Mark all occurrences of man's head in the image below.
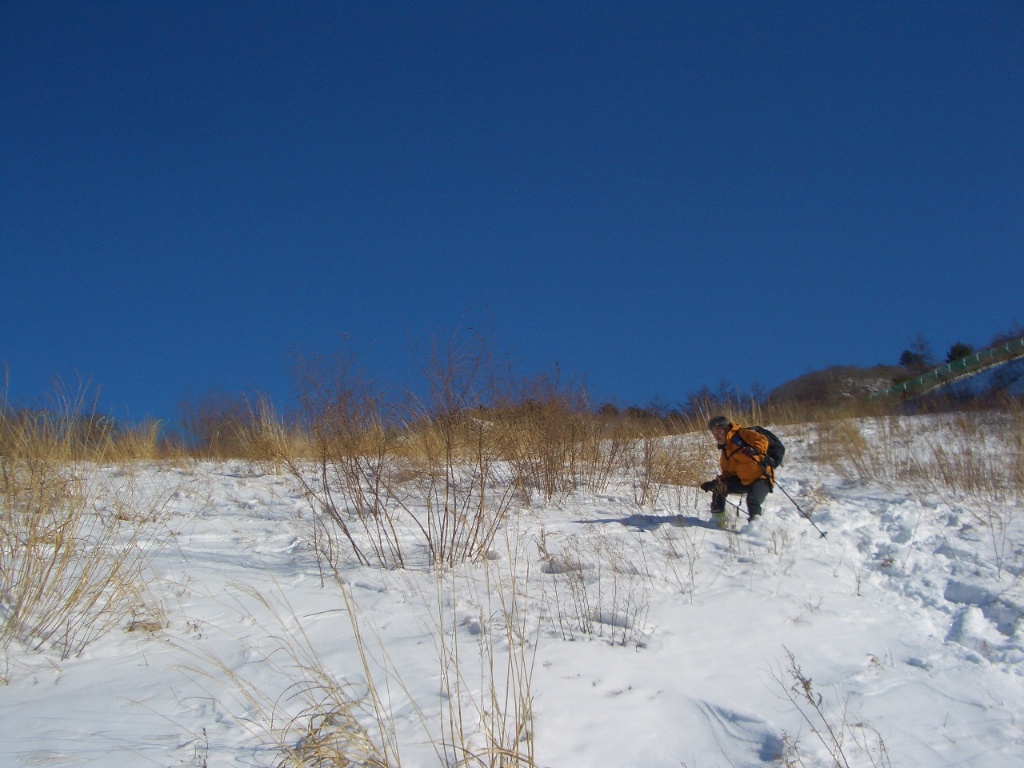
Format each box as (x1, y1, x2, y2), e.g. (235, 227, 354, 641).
(707, 415, 731, 443)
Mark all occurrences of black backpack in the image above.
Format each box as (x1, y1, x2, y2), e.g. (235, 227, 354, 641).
(751, 426, 786, 468)
(732, 426, 786, 468)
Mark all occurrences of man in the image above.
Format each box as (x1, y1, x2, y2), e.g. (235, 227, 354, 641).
(700, 415, 775, 528)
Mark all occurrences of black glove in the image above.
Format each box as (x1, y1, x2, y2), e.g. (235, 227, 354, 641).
(761, 456, 777, 469)
(700, 480, 716, 492)
(741, 446, 757, 458)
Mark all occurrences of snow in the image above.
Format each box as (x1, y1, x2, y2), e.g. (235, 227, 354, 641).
(2, 416, 1023, 767)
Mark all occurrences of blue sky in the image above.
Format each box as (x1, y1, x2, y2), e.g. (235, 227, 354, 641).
(2, 2, 1022, 422)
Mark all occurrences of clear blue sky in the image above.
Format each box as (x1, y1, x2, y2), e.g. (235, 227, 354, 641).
(3, 2, 1022, 422)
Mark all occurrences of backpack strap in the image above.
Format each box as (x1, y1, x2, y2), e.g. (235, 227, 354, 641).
(729, 432, 774, 484)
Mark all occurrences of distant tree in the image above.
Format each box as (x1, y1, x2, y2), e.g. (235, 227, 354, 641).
(899, 334, 933, 373)
(946, 342, 974, 363)
(624, 405, 654, 421)
(898, 349, 926, 368)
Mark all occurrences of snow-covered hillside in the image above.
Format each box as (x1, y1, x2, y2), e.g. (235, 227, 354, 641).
(1, 416, 1022, 767)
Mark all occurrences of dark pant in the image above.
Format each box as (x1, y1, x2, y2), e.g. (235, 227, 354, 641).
(711, 476, 771, 519)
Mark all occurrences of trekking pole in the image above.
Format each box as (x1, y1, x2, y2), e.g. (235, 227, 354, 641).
(745, 447, 828, 539)
(730, 432, 828, 538)
(722, 497, 746, 519)
(772, 478, 827, 539)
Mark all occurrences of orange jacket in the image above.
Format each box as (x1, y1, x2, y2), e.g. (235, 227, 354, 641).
(718, 424, 775, 486)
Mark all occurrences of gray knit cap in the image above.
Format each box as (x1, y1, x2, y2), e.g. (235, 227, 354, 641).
(707, 415, 730, 431)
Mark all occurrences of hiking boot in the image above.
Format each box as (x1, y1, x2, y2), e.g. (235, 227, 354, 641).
(711, 511, 729, 530)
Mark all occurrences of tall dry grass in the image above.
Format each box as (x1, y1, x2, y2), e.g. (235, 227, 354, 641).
(0, 385, 164, 463)
(810, 408, 1024, 500)
(486, 371, 632, 503)
(0, 387, 167, 671)
(177, 389, 310, 465)
(426, 527, 539, 767)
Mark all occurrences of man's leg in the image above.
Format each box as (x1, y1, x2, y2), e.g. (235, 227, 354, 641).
(744, 479, 771, 520)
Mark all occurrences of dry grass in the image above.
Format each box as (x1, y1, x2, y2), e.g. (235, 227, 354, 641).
(0, 391, 163, 463)
(177, 535, 539, 768)
(177, 583, 394, 768)
(283, 377, 521, 570)
(773, 648, 891, 768)
(6, 360, 1021, 765)
(650, 435, 715, 489)
(535, 528, 652, 648)
(0, 455, 165, 669)
(810, 409, 1024, 501)
(806, 407, 1023, 578)
(0, 382, 171, 674)
(427, 527, 539, 767)
(489, 395, 613, 503)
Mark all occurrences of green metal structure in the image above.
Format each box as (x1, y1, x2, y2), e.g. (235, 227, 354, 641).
(872, 337, 1024, 400)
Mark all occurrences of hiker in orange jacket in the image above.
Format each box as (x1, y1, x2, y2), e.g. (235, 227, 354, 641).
(699, 415, 775, 526)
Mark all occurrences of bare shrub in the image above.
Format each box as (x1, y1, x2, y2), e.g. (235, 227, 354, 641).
(287, 335, 520, 571)
(772, 648, 891, 768)
(286, 351, 407, 568)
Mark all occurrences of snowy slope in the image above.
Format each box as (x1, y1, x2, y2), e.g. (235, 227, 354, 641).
(0, 417, 1022, 767)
